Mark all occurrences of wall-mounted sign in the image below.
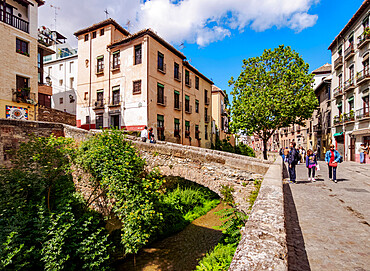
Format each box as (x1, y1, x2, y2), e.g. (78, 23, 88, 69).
(6, 106, 28, 120)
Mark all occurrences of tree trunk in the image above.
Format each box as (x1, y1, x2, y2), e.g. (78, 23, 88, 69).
(263, 138, 268, 160)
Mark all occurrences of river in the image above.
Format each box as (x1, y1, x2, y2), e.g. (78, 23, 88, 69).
(118, 203, 226, 271)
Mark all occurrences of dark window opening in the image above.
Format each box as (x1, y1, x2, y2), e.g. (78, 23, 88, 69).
(92, 31, 97, 39)
(112, 51, 120, 70)
(185, 95, 190, 113)
(112, 87, 120, 105)
(135, 44, 142, 65)
(133, 80, 141, 94)
(195, 76, 199, 90)
(185, 121, 190, 138)
(16, 38, 29, 56)
(174, 118, 180, 137)
(157, 115, 165, 141)
(158, 52, 165, 72)
(174, 90, 180, 109)
(96, 114, 103, 129)
(174, 62, 180, 80)
(84, 34, 89, 41)
(100, 28, 104, 36)
(157, 83, 165, 105)
(195, 100, 199, 113)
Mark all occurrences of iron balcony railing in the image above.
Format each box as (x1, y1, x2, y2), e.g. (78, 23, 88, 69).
(358, 31, 370, 49)
(333, 86, 344, 97)
(344, 78, 355, 91)
(92, 99, 105, 109)
(356, 69, 370, 85)
(343, 112, 355, 123)
(0, 11, 29, 33)
(356, 108, 370, 120)
(344, 44, 355, 60)
(333, 115, 343, 125)
(334, 56, 343, 70)
(12, 88, 36, 104)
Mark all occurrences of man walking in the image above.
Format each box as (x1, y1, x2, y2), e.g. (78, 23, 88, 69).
(141, 126, 148, 142)
(288, 141, 298, 184)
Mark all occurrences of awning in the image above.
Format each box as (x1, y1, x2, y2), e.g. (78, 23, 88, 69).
(337, 103, 342, 107)
(351, 128, 370, 136)
(157, 83, 164, 88)
(97, 55, 104, 60)
(333, 132, 343, 137)
(185, 95, 190, 101)
(157, 115, 164, 121)
(347, 96, 354, 102)
(174, 118, 180, 124)
(174, 90, 180, 95)
(112, 50, 120, 55)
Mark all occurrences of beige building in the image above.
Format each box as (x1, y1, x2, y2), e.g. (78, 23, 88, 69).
(74, 19, 213, 148)
(328, 0, 370, 162)
(0, 0, 45, 120)
(211, 86, 229, 140)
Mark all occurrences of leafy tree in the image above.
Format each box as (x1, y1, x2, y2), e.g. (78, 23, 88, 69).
(229, 45, 318, 159)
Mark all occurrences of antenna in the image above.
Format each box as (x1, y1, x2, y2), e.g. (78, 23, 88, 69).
(126, 20, 131, 32)
(50, 5, 60, 31)
(179, 42, 185, 49)
(104, 9, 109, 19)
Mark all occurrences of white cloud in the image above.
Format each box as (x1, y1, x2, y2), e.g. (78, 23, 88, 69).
(38, 0, 319, 47)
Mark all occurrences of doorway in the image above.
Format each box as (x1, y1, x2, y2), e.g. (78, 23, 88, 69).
(110, 114, 120, 129)
(350, 137, 356, 162)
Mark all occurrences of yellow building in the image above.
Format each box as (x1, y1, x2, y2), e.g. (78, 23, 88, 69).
(0, 0, 45, 120)
(74, 19, 213, 148)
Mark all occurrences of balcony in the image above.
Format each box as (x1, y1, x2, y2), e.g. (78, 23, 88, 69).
(157, 96, 167, 106)
(343, 112, 355, 123)
(0, 11, 29, 33)
(344, 44, 355, 61)
(109, 96, 121, 107)
(334, 56, 343, 70)
(158, 63, 166, 74)
(357, 69, 370, 85)
(174, 71, 181, 82)
(205, 114, 210, 123)
(358, 32, 370, 49)
(333, 86, 344, 97)
(93, 99, 105, 109)
(344, 78, 355, 92)
(38, 83, 52, 96)
(356, 108, 370, 120)
(333, 115, 343, 126)
(12, 88, 36, 104)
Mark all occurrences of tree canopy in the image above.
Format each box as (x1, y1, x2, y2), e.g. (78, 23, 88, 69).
(229, 45, 318, 159)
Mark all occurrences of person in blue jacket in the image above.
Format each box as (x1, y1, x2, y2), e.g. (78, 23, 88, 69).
(288, 141, 298, 184)
(325, 144, 341, 183)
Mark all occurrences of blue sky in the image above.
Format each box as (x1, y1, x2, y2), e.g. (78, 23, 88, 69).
(39, 0, 364, 98)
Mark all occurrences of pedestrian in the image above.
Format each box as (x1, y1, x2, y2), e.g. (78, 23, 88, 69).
(284, 147, 289, 163)
(325, 144, 342, 183)
(279, 148, 284, 161)
(288, 141, 298, 184)
(141, 126, 148, 142)
(306, 149, 317, 182)
(149, 128, 155, 143)
(359, 143, 366, 164)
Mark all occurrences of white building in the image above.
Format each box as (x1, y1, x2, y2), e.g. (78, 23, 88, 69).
(40, 27, 77, 115)
(328, 0, 370, 163)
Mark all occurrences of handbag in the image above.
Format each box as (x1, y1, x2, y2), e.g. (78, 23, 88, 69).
(316, 164, 320, 171)
(329, 161, 338, 167)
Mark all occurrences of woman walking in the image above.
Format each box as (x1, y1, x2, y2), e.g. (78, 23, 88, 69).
(306, 149, 317, 182)
(325, 144, 342, 183)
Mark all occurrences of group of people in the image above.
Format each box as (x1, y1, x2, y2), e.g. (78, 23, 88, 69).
(281, 142, 342, 183)
(358, 143, 369, 164)
(140, 126, 156, 143)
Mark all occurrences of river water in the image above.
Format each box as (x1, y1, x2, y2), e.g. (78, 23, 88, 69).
(118, 203, 226, 271)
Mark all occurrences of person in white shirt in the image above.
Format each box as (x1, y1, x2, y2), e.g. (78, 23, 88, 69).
(141, 126, 148, 142)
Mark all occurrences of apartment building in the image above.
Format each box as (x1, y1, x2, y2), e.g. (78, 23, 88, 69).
(74, 19, 213, 148)
(0, 0, 46, 120)
(211, 86, 229, 140)
(329, 0, 370, 162)
(40, 27, 78, 114)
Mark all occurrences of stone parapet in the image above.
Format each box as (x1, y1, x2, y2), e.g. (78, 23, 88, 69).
(229, 156, 287, 271)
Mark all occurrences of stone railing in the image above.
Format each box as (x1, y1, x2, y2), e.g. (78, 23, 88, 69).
(229, 156, 287, 270)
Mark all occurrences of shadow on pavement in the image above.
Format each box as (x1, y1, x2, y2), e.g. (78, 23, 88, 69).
(283, 182, 311, 271)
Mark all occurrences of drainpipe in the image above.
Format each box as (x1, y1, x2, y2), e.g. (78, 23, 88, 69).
(181, 64, 184, 145)
(147, 36, 150, 130)
(107, 46, 111, 129)
(88, 32, 92, 130)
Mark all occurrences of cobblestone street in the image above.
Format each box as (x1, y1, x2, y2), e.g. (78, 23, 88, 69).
(284, 161, 370, 271)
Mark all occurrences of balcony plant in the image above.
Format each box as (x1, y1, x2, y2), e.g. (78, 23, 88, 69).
(16, 49, 29, 57)
(350, 110, 355, 120)
(339, 114, 343, 122)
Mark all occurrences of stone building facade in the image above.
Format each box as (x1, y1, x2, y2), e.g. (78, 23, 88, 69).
(328, 0, 370, 162)
(74, 19, 213, 148)
(0, 0, 44, 121)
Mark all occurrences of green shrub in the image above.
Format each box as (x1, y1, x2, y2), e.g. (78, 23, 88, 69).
(213, 138, 255, 157)
(195, 243, 237, 271)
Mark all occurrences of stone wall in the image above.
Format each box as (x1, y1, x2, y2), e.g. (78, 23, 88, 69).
(229, 156, 288, 270)
(38, 106, 76, 126)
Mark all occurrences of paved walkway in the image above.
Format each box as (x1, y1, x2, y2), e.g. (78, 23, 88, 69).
(284, 161, 370, 271)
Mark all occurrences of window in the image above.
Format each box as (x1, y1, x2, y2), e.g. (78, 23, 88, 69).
(349, 65, 354, 83)
(174, 90, 180, 109)
(363, 58, 369, 75)
(185, 121, 190, 138)
(86, 116, 90, 124)
(96, 114, 103, 129)
(134, 44, 142, 65)
(97, 90, 104, 107)
(174, 118, 180, 137)
(185, 70, 190, 86)
(15, 75, 29, 102)
(59, 97, 63, 104)
(59, 64, 63, 71)
(16, 38, 29, 56)
(185, 95, 190, 113)
(338, 45, 342, 56)
(363, 96, 369, 115)
(133, 80, 141, 94)
(195, 125, 200, 139)
(195, 100, 199, 113)
(97, 56, 104, 73)
(205, 107, 209, 122)
(195, 76, 199, 90)
(363, 16, 369, 28)
(100, 28, 105, 36)
(48, 67, 52, 75)
(69, 62, 74, 73)
(59, 79, 63, 86)
(338, 74, 343, 88)
(174, 62, 180, 80)
(205, 125, 208, 140)
(157, 115, 165, 141)
(204, 89, 209, 105)
(112, 51, 120, 70)
(158, 52, 165, 72)
(157, 83, 165, 105)
(92, 31, 97, 39)
(348, 96, 354, 112)
(38, 93, 51, 108)
(70, 77, 74, 89)
(112, 86, 120, 105)
(84, 34, 89, 41)
(348, 34, 354, 46)
(84, 92, 88, 100)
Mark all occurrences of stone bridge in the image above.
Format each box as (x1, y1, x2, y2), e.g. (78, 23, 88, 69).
(0, 119, 288, 270)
